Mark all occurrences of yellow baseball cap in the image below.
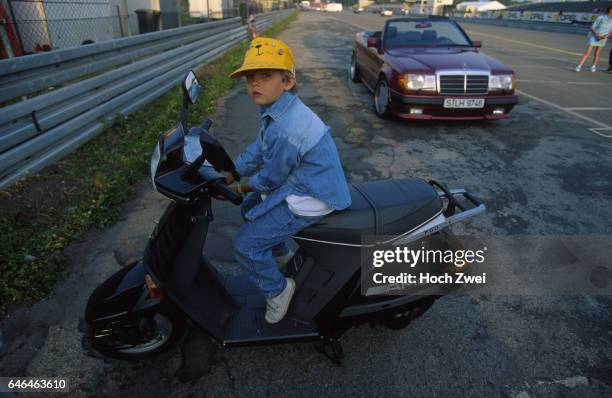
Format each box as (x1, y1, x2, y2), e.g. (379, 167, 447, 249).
(229, 37, 295, 79)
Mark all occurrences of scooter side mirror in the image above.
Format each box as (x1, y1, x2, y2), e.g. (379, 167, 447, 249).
(182, 70, 201, 105)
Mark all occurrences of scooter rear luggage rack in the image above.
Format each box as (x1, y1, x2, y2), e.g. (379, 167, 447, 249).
(386, 183, 486, 248)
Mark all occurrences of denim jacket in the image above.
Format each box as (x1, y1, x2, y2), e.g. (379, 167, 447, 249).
(591, 15, 612, 37)
(234, 91, 352, 221)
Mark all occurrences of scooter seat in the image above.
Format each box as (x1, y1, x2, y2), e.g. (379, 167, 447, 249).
(294, 178, 443, 245)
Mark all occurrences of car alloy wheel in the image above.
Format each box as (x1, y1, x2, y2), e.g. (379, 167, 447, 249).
(374, 78, 391, 118)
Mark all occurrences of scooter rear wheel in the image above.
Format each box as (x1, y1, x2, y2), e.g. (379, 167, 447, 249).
(86, 306, 187, 360)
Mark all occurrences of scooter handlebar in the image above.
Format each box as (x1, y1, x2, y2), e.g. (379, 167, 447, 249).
(213, 180, 243, 205)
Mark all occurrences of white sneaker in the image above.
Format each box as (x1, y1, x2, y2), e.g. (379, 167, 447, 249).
(274, 249, 295, 272)
(265, 278, 295, 324)
(591, 65, 597, 73)
(575, 65, 582, 72)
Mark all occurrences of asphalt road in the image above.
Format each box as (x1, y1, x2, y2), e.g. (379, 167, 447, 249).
(1, 10, 611, 398)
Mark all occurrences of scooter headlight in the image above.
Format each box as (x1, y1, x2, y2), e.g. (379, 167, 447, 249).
(150, 142, 161, 191)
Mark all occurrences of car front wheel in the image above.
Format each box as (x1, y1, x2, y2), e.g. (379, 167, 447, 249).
(374, 78, 391, 118)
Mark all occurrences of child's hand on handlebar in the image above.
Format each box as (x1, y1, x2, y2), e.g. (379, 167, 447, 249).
(224, 173, 236, 185)
(213, 179, 242, 201)
(213, 184, 241, 201)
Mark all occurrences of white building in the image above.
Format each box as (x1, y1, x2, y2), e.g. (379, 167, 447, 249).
(456, 1, 506, 14)
(358, 0, 374, 8)
(410, 0, 455, 16)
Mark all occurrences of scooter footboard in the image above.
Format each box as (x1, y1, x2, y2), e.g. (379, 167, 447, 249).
(165, 256, 241, 341)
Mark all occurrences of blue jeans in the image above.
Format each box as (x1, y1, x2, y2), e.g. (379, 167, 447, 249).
(234, 192, 325, 298)
(239, 193, 291, 258)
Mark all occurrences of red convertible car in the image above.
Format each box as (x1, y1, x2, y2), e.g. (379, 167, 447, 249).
(350, 16, 518, 120)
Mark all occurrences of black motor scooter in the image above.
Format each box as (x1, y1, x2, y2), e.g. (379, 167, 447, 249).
(84, 71, 486, 363)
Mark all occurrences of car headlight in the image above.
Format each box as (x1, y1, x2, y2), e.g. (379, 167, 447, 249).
(489, 74, 514, 91)
(399, 74, 436, 91)
(150, 142, 161, 191)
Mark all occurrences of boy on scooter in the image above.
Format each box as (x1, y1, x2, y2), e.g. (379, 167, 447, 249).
(223, 37, 351, 324)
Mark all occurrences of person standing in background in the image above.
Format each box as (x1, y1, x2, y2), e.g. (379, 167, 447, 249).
(575, 5, 612, 72)
(247, 15, 258, 39)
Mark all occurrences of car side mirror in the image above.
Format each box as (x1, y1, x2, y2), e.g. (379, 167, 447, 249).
(472, 40, 482, 48)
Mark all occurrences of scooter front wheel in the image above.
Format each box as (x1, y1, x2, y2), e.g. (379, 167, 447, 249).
(86, 305, 187, 360)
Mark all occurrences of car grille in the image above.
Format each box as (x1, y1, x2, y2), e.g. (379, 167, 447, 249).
(439, 74, 489, 95)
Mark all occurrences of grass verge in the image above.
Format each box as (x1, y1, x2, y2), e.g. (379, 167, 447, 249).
(0, 11, 299, 315)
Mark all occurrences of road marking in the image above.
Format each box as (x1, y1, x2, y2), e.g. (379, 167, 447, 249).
(332, 17, 370, 32)
(517, 89, 612, 138)
(566, 107, 612, 111)
(517, 80, 612, 86)
(589, 128, 612, 138)
(487, 54, 576, 63)
(507, 65, 561, 69)
(508, 55, 577, 61)
(463, 29, 583, 57)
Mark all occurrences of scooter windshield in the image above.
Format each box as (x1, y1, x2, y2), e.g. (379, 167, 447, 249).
(150, 143, 161, 190)
(183, 128, 213, 167)
(163, 123, 185, 157)
(150, 124, 186, 190)
(183, 129, 201, 164)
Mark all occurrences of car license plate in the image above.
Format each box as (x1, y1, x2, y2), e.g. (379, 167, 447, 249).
(443, 98, 485, 108)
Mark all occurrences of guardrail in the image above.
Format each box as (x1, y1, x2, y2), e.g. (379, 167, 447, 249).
(452, 16, 591, 36)
(0, 10, 293, 190)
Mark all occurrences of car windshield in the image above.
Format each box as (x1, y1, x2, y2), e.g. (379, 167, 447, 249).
(385, 20, 472, 48)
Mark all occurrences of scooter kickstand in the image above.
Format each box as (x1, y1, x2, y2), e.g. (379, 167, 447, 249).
(315, 339, 344, 365)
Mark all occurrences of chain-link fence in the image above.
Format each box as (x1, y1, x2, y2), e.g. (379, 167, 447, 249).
(0, 0, 294, 56)
(181, 0, 292, 26)
(181, 0, 252, 26)
(181, 6, 240, 26)
(1, 0, 131, 53)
